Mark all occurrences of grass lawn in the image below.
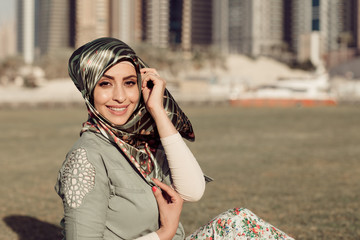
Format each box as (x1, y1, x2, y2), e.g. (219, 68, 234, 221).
(0, 105, 359, 239)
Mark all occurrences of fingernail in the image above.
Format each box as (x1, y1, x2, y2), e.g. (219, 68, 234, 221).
(152, 186, 157, 192)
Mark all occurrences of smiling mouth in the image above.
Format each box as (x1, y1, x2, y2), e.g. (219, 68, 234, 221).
(108, 106, 127, 111)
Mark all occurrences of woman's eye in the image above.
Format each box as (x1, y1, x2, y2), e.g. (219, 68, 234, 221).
(99, 81, 111, 87)
(125, 80, 136, 87)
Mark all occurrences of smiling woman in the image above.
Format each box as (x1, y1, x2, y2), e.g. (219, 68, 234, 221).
(54, 37, 295, 240)
(55, 37, 204, 240)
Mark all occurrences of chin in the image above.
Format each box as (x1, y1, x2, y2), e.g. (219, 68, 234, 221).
(107, 117, 128, 126)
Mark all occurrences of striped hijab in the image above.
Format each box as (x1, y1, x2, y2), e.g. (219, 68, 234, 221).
(68, 37, 194, 184)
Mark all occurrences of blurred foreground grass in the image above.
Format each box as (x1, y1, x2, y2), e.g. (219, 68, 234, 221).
(0, 105, 359, 239)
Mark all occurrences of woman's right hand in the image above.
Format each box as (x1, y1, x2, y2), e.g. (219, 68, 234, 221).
(152, 178, 184, 240)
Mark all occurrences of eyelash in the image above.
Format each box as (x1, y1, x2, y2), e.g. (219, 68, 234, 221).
(98, 80, 136, 87)
(125, 80, 136, 86)
(99, 81, 110, 87)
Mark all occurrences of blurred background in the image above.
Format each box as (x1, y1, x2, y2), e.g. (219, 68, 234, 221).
(0, 0, 360, 104)
(0, 0, 360, 239)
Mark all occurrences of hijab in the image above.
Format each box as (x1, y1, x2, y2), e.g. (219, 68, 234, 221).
(68, 37, 195, 185)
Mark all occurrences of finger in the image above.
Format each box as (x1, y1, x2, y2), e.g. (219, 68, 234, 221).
(152, 178, 173, 192)
(152, 185, 173, 204)
(141, 68, 160, 76)
(152, 179, 181, 203)
(141, 73, 152, 88)
(152, 185, 167, 206)
(141, 74, 157, 89)
(141, 74, 165, 89)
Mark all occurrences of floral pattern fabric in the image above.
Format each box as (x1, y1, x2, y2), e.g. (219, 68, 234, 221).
(186, 208, 295, 240)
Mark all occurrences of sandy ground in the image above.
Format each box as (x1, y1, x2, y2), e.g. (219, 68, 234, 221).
(0, 79, 83, 107)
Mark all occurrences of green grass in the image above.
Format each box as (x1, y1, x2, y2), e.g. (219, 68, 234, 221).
(1, 105, 359, 239)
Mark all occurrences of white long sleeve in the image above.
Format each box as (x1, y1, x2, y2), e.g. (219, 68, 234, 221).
(160, 132, 205, 202)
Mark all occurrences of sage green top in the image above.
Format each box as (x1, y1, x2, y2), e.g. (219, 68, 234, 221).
(55, 131, 185, 240)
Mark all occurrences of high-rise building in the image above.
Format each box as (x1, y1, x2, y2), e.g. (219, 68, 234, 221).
(182, 0, 213, 51)
(251, 0, 284, 56)
(75, 0, 111, 48)
(320, 0, 343, 53)
(0, 20, 16, 61)
(110, 0, 142, 44)
(212, 0, 229, 53)
(339, 0, 360, 50)
(37, 0, 71, 55)
(169, 0, 183, 46)
(227, 0, 251, 54)
(213, 0, 283, 56)
(354, 0, 360, 51)
(17, 0, 35, 64)
(289, 0, 359, 67)
(289, 0, 315, 63)
(143, 0, 169, 48)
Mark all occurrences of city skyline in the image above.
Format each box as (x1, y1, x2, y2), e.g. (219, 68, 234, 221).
(2, 0, 360, 70)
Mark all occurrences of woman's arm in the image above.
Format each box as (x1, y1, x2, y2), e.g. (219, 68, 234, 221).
(140, 68, 177, 138)
(160, 133, 205, 201)
(141, 68, 205, 201)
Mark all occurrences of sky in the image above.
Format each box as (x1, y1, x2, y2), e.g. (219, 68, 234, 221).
(0, 0, 15, 26)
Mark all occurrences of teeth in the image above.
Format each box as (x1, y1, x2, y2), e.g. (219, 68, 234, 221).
(109, 107, 126, 111)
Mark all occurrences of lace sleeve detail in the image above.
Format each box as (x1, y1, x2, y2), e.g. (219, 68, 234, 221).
(60, 148, 96, 208)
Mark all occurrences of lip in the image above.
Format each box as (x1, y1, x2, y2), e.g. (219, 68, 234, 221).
(106, 105, 129, 116)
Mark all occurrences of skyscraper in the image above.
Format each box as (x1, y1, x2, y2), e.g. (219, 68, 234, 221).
(110, 0, 142, 44)
(37, 0, 70, 55)
(182, 0, 213, 51)
(17, 0, 35, 64)
(213, 0, 283, 56)
(143, 0, 169, 48)
(0, 20, 16, 61)
(74, 0, 110, 48)
(212, 0, 229, 53)
(169, 0, 183, 46)
(289, 0, 358, 67)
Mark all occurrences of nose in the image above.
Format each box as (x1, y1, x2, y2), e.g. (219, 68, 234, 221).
(112, 85, 126, 103)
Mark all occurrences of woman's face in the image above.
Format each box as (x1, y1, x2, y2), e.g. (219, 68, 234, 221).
(93, 62, 139, 125)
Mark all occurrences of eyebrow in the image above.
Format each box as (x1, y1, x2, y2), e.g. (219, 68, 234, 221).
(102, 74, 137, 80)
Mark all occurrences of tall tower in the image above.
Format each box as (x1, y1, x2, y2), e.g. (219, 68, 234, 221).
(17, 0, 35, 64)
(227, 0, 252, 54)
(110, 0, 142, 44)
(250, 0, 284, 56)
(169, 0, 183, 47)
(338, 0, 360, 50)
(212, 0, 229, 53)
(37, 0, 70, 55)
(143, 0, 169, 48)
(0, 20, 16, 61)
(182, 0, 213, 51)
(290, 0, 354, 67)
(75, 0, 111, 47)
(355, 0, 360, 51)
(213, 0, 283, 56)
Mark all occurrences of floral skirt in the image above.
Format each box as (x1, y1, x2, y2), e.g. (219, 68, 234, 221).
(186, 208, 295, 240)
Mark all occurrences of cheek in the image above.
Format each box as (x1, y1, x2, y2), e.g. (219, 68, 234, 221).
(128, 88, 140, 103)
(93, 88, 110, 107)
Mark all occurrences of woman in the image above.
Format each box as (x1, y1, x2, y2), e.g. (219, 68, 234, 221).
(55, 37, 294, 240)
